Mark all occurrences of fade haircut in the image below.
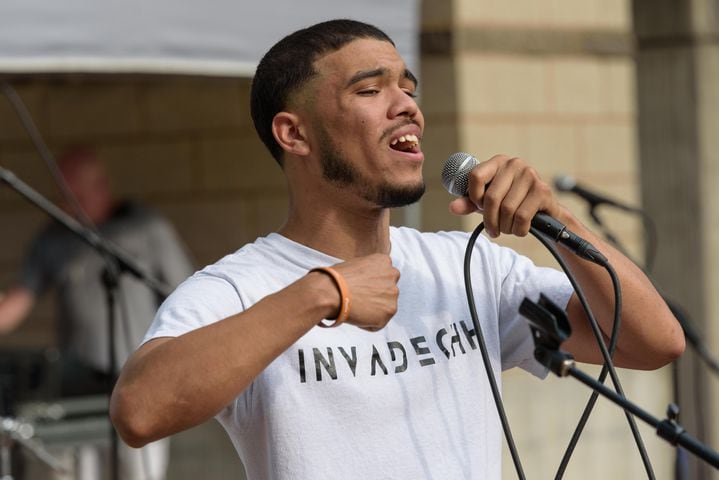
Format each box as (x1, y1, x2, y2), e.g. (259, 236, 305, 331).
(250, 19, 394, 166)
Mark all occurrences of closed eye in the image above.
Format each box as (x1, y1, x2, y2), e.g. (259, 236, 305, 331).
(358, 89, 380, 96)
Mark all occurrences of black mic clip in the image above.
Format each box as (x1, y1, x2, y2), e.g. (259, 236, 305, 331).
(519, 293, 575, 377)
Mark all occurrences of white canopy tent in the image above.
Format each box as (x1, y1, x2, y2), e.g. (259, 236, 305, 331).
(0, 0, 424, 229)
(0, 0, 420, 77)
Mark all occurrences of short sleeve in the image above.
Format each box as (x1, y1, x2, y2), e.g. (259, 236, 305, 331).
(142, 271, 245, 344)
(486, 240, 574, 377)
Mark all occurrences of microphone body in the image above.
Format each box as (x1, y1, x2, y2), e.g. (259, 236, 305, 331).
(441, 153, 607, 265)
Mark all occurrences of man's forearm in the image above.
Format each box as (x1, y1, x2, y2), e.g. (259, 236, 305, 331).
(555, 207, 685, 369)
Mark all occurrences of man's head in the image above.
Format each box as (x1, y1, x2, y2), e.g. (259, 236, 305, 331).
(251, 19, 425, 209)
(251, 19, 394, 166)
(58, 147, 114, 223)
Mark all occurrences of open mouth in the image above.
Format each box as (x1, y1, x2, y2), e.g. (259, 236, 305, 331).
(389, 134, 420, 154)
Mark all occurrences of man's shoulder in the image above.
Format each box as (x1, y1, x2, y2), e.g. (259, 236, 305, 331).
(195, 234, 292, 281)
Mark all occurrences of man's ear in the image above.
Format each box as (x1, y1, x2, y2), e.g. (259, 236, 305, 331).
(272, 112, 310, 157)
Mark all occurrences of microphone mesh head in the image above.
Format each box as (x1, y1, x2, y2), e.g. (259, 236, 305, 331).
(441, 152, 479, 196)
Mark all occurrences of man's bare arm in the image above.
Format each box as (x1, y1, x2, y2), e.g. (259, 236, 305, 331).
(554, 209, 684, 369)
(110, 254, 399, 447)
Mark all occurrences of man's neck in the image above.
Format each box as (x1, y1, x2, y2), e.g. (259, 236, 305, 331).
(279, 201, 391, 260)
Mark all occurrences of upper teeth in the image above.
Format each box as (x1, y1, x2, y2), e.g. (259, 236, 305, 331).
(391, 134, 419, 146)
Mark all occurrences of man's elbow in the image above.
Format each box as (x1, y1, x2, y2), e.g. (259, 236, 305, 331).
(658, 313, 688, 366)
(109, 386, 158, 448)
(637, 329, 686, 370)
(664, 330, 686, 365)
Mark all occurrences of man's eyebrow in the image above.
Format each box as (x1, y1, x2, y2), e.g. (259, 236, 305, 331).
(346, 68, 388, 87)
(345, 67, 419, 88)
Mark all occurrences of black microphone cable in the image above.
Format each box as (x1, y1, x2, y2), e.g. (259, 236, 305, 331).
(461, 222, 655, 479)
(530, 232, 655, 479)
(444, 154, 654, 478)
(461, 222, 525, 479)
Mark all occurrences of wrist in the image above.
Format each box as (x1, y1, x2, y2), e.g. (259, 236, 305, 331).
(555, 204, 584, 231)
(304, 271, 342, 321)
(308, 267, 350, 328)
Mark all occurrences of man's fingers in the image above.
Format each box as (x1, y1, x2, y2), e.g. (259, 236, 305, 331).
(473, 157, 517, 237)
(448, 197, 479, 215)
(512, 181, 553, 236)
(496, 166, 539, 235)
(330, 254, 400, 331)
(447, 154, 559, 239)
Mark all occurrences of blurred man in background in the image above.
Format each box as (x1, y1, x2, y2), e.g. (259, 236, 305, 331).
(0, 147, 195, 479)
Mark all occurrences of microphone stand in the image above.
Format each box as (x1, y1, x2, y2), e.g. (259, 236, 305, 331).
(566, 189, 719, 478)
(0, 167, 172, 480)
(520, 295, 719, 471)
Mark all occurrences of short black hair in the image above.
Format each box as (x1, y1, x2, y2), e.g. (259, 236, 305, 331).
(250, 19, 394, 166)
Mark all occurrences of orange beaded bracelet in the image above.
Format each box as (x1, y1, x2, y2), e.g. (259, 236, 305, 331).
(310, 266, 351, 328)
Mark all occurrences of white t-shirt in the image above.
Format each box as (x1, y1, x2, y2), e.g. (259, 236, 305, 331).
(145, 227, 574, 479)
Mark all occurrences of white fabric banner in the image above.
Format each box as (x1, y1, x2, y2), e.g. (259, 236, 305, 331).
(0, 0, 419, 77)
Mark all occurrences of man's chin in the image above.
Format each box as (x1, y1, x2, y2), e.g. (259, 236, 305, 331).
(375, 182, 426, 209)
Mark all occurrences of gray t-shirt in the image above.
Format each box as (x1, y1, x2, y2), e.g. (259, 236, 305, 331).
(145, 227, 574, 480)
(20, 201, 194, 372)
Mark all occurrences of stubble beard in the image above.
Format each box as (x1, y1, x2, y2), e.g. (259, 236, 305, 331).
(318, 128, 425, 209)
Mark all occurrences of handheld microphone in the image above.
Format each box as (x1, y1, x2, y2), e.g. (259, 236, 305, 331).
(554, 175, 633, 211)
(442, 152, 607, 265)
